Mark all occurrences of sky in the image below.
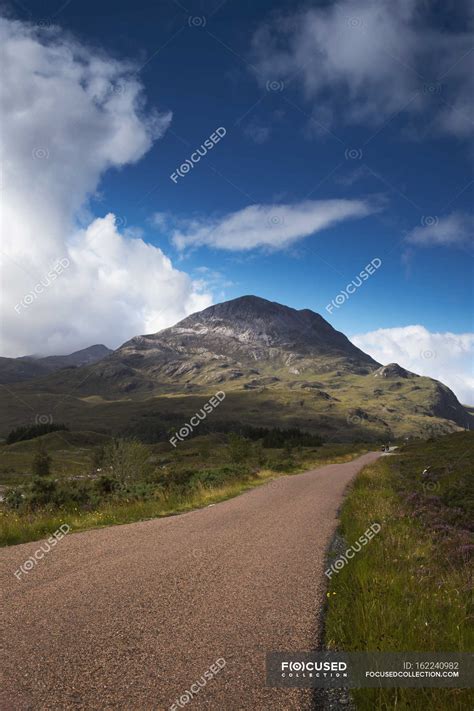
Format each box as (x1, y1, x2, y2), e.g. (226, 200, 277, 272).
(0, 0, 473, 402)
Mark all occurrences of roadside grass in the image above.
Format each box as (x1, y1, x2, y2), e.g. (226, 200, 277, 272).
(325, 432, 474, 711)
(0, 444, 368, 547)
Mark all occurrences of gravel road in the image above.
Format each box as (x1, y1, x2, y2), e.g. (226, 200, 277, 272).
(0, 452, 380, 711)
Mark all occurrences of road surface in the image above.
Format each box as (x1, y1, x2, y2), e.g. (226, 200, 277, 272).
(0, 452, 380, 711)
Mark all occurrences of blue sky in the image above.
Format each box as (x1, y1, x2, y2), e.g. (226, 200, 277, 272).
(1, 0, 473, 400)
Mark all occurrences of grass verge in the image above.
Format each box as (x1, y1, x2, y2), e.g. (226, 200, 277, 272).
(325, 432, 473, 711)
(0, 446, 368, 547)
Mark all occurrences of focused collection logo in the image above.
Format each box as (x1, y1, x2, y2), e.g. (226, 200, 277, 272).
(281, 660, 348, 679)
(267, 652, 472, 688)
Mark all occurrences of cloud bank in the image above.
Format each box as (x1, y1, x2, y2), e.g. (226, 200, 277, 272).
(351, 326, 474, 405)
(0, 16, 211, 356)
(252, 0, 473, 138)
(169, 199, 374, 251)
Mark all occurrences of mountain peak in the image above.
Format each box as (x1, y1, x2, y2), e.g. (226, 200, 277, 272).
(187, 295, 295, 320)
(181, 294, 340, 326)
(177, 295, 357, 350)
(119, 294, 379, 378)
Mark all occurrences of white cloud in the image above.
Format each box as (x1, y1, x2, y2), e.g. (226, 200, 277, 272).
(251, 0, 474, 138)
(351, 326, 474, 405)
(243, 121, 271, 144)
(406, 212, 474, 247)
(0, 16, 212, 357)
(170, 199, 375, 251)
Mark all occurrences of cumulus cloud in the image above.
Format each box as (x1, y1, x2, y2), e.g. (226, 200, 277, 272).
(169, 199, 375, 251)
(251, 0, 474, 138)
(406, 212, 474, 247)
(351, 326, 474, 405)
(0, 16, 211, 356)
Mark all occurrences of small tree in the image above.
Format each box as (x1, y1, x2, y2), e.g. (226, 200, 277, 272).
(103, 438, 152, 483)
(33, 442, 51, 477)
(254, 440, 267, 467)
(91, 446, 105, 471)
(227, 434, 249, 465)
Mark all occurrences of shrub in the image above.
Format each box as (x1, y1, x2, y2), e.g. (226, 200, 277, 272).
(267, 447, 298, 472)
(119, 481, 157, 501)
(227, 434, 250, 464)
(254, 440, 268, 467)
(155, 468, 195, 491)
(189, 465, 247, 489)
(4, 488, 23, 509)
(29, 476, 58, 507)
(95, 474, 119, 495)
(32, 442, 51, 477)
(102, 438, 153, 482)
(54, 480, 96, 508)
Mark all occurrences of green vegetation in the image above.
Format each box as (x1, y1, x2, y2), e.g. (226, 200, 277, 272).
(0, 365, 466, 449)
(325, 431, 474, 711)
(0, 431, 368, 546)
(102, 438, 152, 482)
(239, 425, 323, 447)
(6, 422, 68, 444)
(32, 441, 52, 477)
(0, 430, 112, 485)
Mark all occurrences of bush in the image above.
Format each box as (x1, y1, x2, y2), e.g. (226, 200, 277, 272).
(254, 440, 268, 467)
(102, 438, 153, 482)
(4, 488, 23, 509)
(155, 468, 195, 491)
(189, 465, 247, 489)
(32, 442, 51, 477)
(55, 480, 96, 508)
(119, 481, 157, 501)
(95, 474, 119, 495)
(227, 434, 250, 464)
(271, 456, 297, 472)
(29, 476, 58, 507)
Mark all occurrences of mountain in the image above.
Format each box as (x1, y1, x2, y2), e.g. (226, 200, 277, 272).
(34, 344, 112, 369)
(106, 295, 379, 387)
(0, 344, 112, 384)
(0, 297, 471, 439)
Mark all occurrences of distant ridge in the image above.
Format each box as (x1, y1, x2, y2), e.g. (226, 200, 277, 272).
(0, 344, 112, 384)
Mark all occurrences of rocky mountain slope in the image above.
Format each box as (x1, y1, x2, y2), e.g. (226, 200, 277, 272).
(0, 297, 471, 439)
(105, 295, 379, 386)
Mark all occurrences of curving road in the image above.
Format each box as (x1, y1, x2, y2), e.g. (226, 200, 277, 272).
(0, 452, 380, 711)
